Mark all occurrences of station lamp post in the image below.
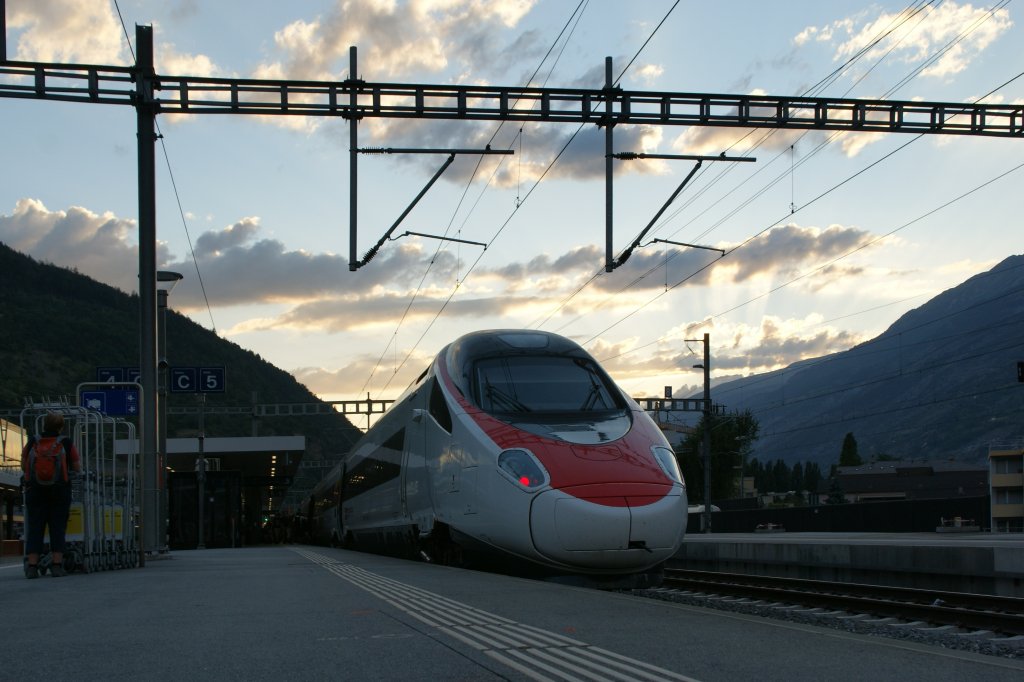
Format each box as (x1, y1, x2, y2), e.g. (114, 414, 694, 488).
(157, 270, 183, 553)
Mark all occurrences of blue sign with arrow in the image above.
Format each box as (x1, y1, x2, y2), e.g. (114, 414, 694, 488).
(80, 389, 140, 417)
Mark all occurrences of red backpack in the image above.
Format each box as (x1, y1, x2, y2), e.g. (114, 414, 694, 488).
(28, 437, 67, 485)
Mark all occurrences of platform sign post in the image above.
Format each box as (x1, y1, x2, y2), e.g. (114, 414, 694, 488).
(97, 367, 124, 384)
(169, 366, 226, 393)
(198, 367, 226, 393)
(82, 378, 142, 417)
(169, 367, 197, 393)
(80, 389, 140, 417)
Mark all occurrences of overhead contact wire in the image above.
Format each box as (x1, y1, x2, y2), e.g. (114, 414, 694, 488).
(585, 7, 1018, 354)
(534, 0, 957, 332)
(360, 0, 591, 396)
(372, 0, 680, 395)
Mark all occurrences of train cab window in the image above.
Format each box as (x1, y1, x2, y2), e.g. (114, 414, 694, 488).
(429, 379, 453, 432)
(473, 356, 623, 414)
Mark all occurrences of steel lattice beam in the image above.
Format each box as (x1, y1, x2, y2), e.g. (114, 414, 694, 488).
(1, 61, 1021, 137)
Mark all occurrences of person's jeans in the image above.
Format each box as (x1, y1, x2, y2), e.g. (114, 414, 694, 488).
(24, 483, 72, 555)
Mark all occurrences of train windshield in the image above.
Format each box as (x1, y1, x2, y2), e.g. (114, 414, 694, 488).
(473, 356, 624, 415)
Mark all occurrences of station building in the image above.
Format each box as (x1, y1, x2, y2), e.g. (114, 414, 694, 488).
(989, 443, 1024, 532)
(0, 418, 27, 555)
(829, 460, 989, 503)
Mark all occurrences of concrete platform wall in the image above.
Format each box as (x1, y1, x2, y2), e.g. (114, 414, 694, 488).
(675, 533, 1024, 596)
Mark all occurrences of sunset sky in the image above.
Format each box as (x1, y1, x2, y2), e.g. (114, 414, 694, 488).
(2, 0, 1021, 415)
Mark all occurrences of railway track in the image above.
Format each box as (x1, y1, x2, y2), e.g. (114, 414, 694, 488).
(658, 568, 1024, 636)
(629, 568, 1024, 658)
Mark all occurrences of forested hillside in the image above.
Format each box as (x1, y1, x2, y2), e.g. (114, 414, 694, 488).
(0, 242, 362, 458)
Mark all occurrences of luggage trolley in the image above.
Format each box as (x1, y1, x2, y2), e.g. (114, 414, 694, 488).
(20, 398, 140, 574)
(95, 414, 138, 570)
(76, 406, 139, 572)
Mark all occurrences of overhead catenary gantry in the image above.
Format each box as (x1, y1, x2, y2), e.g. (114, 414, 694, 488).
(2, 42, 1022, 271)
(2, 20, 1023, 553)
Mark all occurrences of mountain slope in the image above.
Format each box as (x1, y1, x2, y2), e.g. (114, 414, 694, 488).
(711, 255, 1024, 467)
(0, 241, 361, 456)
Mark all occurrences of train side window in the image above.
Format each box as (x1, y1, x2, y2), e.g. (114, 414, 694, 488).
(383, 429, 405, 452)
(429, 379, 453, 432)
(343, 428, 404, 501)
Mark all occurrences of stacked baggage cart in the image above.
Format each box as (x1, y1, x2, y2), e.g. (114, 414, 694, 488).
(22, 399, 139, 573)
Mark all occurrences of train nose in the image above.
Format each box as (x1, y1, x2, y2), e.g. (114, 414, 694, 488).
(529, 486, 686, 570)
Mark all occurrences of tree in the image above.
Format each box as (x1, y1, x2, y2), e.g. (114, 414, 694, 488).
(770, 459, 789, 492)
(804, 462, 823, 493)
(826, 477, 849, 504)
(674, 443, 704, 504)
(748, 458, 765, 492)
(790, 461, 804, 491)
(839, 432, 862, 467)
(680, 409, 760, 501)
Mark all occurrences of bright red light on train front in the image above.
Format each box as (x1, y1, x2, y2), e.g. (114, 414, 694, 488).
(498, 448, 549, 491)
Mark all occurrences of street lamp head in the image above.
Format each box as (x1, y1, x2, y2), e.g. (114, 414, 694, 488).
(157, 270, 184, 294)
(692, 363, 704, 369)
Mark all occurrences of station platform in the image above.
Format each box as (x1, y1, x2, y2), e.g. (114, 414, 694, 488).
(676, 532, 1024, 596)
(3, 544, 1024, 681)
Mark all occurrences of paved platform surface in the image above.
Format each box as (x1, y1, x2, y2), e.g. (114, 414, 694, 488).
(3, 545, 1023, 681)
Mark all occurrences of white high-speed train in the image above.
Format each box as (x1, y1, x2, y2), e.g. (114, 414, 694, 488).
(305, 329, 687, 582)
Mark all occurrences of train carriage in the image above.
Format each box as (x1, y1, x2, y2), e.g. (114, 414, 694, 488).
(309, 329, 687, 582)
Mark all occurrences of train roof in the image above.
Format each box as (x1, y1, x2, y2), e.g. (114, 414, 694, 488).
(446, 329, 591, 364)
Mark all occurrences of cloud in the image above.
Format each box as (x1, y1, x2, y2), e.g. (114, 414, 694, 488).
(7, 0, 127, 64)
(587, 334, 693, 380)
(7, 0, 218, 71)
(802, 2, 1012, 82)
(7, 2, 675, 185)
(213, 2, 666, 185)
(671, 3, 1014, 162)
(670, 113, 826, 159)
(1, 197, 891, 402)
(714, 315, 861, 372)
(0, 198, 162, 293)
(193, 218, 262, 253)
(6, 0, 224, 130)
(254, 0, 539, 82)
(292, 343, 439, 396)
(2, 199, 883, 340)
(157, 43, 220, 77)
(632, 63, 664, 87)
(592, 312, 864, 390)
(577, 222, 876, 294)
(265, 290, 541, 333)
(585, 311, 864, 396)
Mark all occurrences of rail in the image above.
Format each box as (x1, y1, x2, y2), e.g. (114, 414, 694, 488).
(661, 568, 1024, 635)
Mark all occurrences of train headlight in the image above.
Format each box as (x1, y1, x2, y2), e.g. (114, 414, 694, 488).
(497, 449, 549, 491)
(652, 446, 684, 486)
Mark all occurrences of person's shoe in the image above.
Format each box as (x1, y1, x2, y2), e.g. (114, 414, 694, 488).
(50, 564, 67, 577)
(25, 564, 39, 579)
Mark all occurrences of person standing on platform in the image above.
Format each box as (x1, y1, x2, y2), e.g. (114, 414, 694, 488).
(22, 412, 81, 578)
